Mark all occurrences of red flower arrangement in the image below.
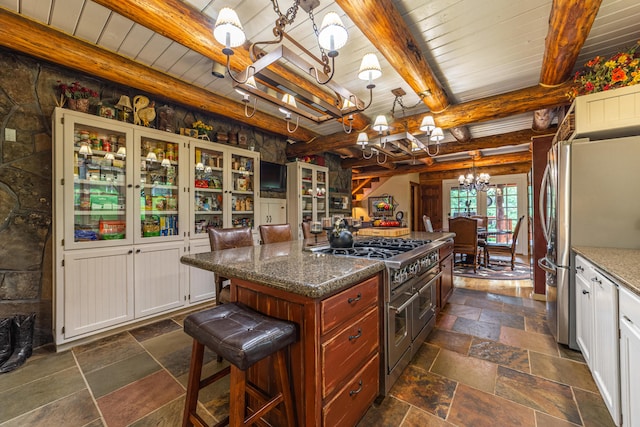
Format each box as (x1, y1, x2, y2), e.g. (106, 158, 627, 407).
(567, 40, 640, 100)
(57, 81, 99, 99)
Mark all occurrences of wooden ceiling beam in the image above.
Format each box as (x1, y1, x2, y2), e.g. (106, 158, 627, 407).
(336, 0, 472, 143)
(539, 0, 603, 86)
(354, 152, 532, 180)
(288, 83, 571, 158)
(92, 0, 370, 135)
(420, 163, 532, 183)
(341, 128, 547, 169)
(0, 9, 318, 141)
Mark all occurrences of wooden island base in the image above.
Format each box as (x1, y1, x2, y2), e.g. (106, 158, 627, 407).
(231, 273, 383, 427)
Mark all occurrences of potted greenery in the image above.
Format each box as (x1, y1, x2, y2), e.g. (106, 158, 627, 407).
(56, 81, 99, 113)
(568, 40, 640, 101)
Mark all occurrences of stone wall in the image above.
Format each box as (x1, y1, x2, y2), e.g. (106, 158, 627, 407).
(0, 48, 350, 347)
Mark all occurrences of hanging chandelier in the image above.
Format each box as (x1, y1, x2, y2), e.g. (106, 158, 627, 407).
(356, 115, 389, 165)
(458, 158, 490, 193)
(213, 2, 382, 133)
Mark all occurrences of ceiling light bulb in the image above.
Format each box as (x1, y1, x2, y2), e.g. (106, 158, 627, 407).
(430, 127, 444, 142)
(372, 115, 388, 132)
(356, 132, 369, 147)
(419, 116, 436, 132)
(214, 7, 246, 49)
(358, 53, 382, 81)
(318, 12, 348, 54)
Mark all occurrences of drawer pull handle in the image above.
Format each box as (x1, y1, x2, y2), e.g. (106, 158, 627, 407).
(623, 315, 633, 324)
(591, 277, 602, 285)
(582, 289, 589, 295)
(348, 293, 362, 304)
(349, 328, 362, 341)
(349, 380, 363, 396)
(576, 266, 584, 272)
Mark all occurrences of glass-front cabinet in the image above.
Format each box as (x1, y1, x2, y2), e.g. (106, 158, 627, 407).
(286, 161, 329, 239)
(136, 130, 184, 243)
(59, 110, 134, 249)
(190, 140, 260, 240)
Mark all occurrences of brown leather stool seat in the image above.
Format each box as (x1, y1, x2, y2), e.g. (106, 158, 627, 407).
(182, 303, 297, 427)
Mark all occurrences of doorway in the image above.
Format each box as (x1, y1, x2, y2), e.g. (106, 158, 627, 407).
(410, 181, 420, 231)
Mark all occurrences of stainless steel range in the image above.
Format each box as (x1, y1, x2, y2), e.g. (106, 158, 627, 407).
(314, 237, 440, 395)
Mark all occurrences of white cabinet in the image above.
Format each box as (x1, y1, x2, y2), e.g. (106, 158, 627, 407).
(187, 240, 216, 304)
(619, 286, 640, 427)
(62, 247, 134, 339)
(260, 198, 286, 225)
(52, 108, 211, 347)
(575, 256, 593, 366)
(286, 162, 329, 240)
(189, 140, 260, 240)
(574, 254, 620, 426)
(134, 242, 187, 318)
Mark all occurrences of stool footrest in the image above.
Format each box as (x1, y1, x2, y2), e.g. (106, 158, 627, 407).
(200, 366, 231, 390)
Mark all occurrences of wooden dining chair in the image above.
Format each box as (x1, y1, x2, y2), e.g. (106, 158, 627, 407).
(486, 215, 525, 270)
(448, 216, 479, 273)
(422, 215, 434, 232)
(259, 223, 293, 244)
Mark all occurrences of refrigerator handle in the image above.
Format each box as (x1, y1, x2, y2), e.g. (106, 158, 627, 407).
(538, 163, 550, 244)
(537, 256, 556, 274)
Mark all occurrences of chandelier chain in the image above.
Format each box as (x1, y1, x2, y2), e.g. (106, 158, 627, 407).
(308, 7, 330, 74)
(270, 0, 300, 25)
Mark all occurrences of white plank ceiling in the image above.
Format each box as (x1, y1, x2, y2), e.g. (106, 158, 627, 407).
(2, 0, 640, 155)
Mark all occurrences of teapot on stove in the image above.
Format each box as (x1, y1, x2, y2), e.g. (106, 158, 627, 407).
(329, 218, 354, 248)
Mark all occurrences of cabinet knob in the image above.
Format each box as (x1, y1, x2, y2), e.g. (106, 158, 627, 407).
(623, 315, 632, 324)
(576, 266, 584, 272)
(582, 289, 589, 295)
(128, 250, 133, 254)
(136, 249, 141, 253)
(134, 184, 140, 189)
(127, 184, 133, 188)
(591, 277, 602, 285)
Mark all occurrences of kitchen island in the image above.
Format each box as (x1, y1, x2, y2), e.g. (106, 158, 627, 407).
(180, 232, 453, 426)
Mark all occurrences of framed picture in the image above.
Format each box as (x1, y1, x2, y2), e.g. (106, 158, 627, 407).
(99, 105, 116, 120)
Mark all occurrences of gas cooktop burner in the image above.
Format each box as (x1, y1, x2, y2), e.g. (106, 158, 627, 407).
(354, 238, 432, 251)
(318, 247, 403, 259)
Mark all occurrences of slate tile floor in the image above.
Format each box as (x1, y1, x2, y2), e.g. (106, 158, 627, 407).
(0, 277, 616, 427)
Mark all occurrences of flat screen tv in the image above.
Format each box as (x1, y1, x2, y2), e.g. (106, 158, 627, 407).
(259, 161, 287, 192)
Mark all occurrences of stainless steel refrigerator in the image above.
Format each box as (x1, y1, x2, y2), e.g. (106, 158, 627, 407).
(539, 136, 640, 348)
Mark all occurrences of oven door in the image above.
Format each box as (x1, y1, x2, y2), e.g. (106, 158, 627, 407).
(412, 269, 441, 342)
(387, 283, 415, 371)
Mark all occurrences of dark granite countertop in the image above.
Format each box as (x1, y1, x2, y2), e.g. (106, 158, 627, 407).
(573, 246, 640, 296)
(181, 232, 454, 299)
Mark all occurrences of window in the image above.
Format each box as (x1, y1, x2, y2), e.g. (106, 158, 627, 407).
(443, 173, 529, 255)
(449, 187, 477, 217)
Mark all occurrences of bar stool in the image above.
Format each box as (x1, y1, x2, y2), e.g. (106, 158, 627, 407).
(182, 303, 297, 427)
(258, 224, 292, 244)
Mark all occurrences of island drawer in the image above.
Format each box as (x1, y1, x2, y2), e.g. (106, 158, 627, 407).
(321, 274, 378, 334)
(321, 305, 379, 398)
(439, 239, 453, 257)
(322, 353, 379, 427)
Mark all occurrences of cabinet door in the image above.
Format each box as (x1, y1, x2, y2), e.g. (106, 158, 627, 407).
(188, 240, 216, 303)
(591, 269, 620, 426)
(440, 254, 454, 308)
(620, 287, 640, 427)
(260, 198, 286, 225)
(313, 165, 328, 222)
(135, 130, 185, 244)
(134, 242, 186, 318)
(63, 247, 134, 339)
(54, 108, 134, 250)
(190, 141, 225, 240)
(574, 260, 593, 366)
(226, 147, 260, 230)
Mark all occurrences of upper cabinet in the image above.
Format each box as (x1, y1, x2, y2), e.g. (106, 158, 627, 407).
(189, 140, 260, 240)
(55, 108, 135, 249)
(287, 162, 329, 239)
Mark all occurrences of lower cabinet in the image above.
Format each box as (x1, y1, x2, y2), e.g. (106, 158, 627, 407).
(187, 239, 216, 303)
(233, 273, 381, 427)
(575, 256, 593, 366)
(134, 242, 187, 318)
(62, 247, 135, 339)
(58, 242, 192, 346)
(260, 198, 287, 226)
(573, 254, 620, 426)
(437, 239, 454, 310)
(619, 286, 640, 427)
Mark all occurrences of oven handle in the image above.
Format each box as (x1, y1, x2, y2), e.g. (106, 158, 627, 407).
(417, 271, 443, 295)
(389, 292, 419, 313)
